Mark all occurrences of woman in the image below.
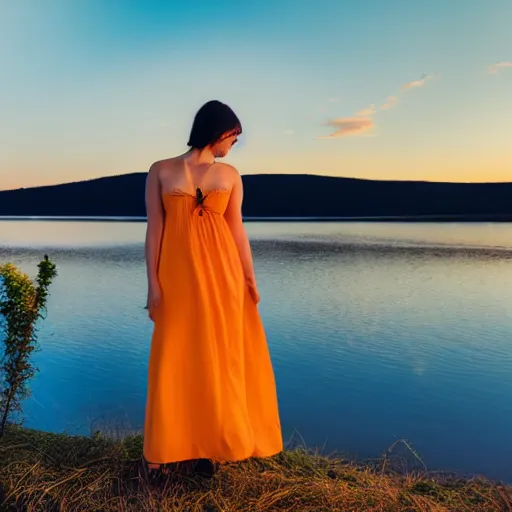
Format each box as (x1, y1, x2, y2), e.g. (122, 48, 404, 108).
(143, 100, 283, 477)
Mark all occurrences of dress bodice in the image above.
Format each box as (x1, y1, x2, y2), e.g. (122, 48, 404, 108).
(161, 188, 231, 217)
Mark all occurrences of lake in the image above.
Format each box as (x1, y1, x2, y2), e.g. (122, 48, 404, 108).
(1, 220, 512, 482)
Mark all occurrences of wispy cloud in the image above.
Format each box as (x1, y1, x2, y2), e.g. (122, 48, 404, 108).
(327, 97, 340, 103)
(402, 73, 434, 89)
(317, 73, 433, 139)
(356, 104, 376, 117)
(488, 61, 512, 74)
(380, 96, 397, 110)
(283, 128, 295, 136)
(317, 117, 374, 139)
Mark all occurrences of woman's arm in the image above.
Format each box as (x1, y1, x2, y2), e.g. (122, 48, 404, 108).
(145, 164, 164, 315)
(224, 171, 259, 302)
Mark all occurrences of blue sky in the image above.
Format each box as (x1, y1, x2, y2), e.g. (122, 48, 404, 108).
(1, 0, 511, 189)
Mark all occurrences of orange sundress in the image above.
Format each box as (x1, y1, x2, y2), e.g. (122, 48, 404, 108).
(143, 187, 283, 464)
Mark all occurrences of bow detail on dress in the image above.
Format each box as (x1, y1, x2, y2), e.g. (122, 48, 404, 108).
(196, 187, 206, 217)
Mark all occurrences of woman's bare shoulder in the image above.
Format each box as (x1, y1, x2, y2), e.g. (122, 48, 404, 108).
(215, 162, 241, 183)
(216, 161, 239, 173)
(147, 157, 184, 189)
(148, 156, 182, 174)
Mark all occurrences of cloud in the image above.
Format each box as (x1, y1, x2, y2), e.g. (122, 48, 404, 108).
(488, 61, 512, 74)
(380, 96, 397, 110)
(283, 128, 295, 136)
(356, 104, 376, 117)
(316, 117, 374, 139)
(317, 72, 433, 139)
(402, 74, 434, 89)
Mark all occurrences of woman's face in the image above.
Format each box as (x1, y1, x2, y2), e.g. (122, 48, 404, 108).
(211, 130, 239, 158)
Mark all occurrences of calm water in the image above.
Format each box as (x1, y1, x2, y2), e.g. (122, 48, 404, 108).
(1, 220, 512, 481)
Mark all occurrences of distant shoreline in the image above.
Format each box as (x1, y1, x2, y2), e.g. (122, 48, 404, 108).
(1, 215, 512, 223)
(3, 173, 512, 220)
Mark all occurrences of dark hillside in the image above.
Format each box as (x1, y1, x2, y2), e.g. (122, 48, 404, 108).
(1, 173, 512, 219)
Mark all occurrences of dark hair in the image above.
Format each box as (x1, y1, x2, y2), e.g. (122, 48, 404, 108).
(187, 100, 242, 149)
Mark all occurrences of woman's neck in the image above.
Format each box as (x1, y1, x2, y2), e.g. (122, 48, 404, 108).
(184, 147, 215, 166)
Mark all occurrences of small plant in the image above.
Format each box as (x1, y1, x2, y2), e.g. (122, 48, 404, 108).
(0, 255, 57, 436)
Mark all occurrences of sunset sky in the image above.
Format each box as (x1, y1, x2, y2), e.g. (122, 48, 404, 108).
(1, 0, 511, 190)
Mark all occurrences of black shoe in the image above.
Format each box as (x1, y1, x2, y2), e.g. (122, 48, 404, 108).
(192, 458, 216, 479)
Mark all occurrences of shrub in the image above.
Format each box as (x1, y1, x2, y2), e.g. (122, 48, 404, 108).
(0, 255, 57, 436)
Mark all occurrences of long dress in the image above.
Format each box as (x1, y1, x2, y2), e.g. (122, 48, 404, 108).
(143, 187, 283, 464)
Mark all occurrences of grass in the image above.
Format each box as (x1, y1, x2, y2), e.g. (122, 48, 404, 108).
(1, 425, 511, 511)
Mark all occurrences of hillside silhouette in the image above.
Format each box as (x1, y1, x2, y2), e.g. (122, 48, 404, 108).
(1, 173, 512, 219)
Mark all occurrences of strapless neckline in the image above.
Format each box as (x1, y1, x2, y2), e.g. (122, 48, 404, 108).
(162, 188, 231, 199)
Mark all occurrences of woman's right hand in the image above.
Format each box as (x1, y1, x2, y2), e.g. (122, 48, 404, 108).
(246, 276, 260, 305)
(146, 282, 162, 321)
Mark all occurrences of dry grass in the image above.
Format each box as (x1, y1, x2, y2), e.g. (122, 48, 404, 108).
(1, 425, 511, 511)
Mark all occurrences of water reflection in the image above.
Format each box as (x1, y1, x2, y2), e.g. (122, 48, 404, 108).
(1, 220, 512, 481)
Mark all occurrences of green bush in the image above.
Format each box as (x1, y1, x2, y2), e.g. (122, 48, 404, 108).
(0, 255, 57, 436)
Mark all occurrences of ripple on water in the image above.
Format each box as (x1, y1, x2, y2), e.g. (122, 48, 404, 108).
(1, 221, 512, 481)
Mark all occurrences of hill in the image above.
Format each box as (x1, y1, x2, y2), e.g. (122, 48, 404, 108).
(1, 173, 512, 219)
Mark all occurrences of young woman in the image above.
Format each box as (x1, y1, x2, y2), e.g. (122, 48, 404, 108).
(143, 100, 283, 477)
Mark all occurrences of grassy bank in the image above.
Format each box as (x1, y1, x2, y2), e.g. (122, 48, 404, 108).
(0, 426, 511, 511)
